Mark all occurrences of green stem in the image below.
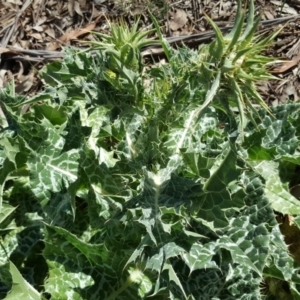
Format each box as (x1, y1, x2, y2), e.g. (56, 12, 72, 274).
(0, 102, 9, 128)
(105, 277, 132, 300)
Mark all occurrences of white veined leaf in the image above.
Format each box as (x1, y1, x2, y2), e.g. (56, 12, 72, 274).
(4, 261, 41, 300)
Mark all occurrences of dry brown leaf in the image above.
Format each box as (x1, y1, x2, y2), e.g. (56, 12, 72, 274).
(0, 65, 8, 89)
(7, 0, 22, 4)
(0, 47, 19, 54)
(92, 8, 104, 18)
(35, 16, 47, 26)
(270, 51, 300, 74)
(269, 54, 300, 73)
(59, 21, 97, 42)
(287, 38, 300, 57)
(56, 1, 64, 14)
(44, 27, 56, 39)
(169, 9, 188, 31)
(79, 0, 86, 6)
(47, 0, 57, 6)
(19, 40, 30, 48)
(15, 72, 34, 94)
(131, 8, 144, 16)
(32, 25, 44, 32)
(180, 27, 192, 36)
(47, 17, 101, 51)
(32, 0, 41, 10)
(172, 31, 181, 37)
(264, 10, 275, 20)
(284, 81, 298, 100)
(0, 13, 16, 27)
(74, 1, 83, 17)
(68, 0, 75, 17)
(270, 0, 285, 5)
(282, 6, 298, 15)
(29, 33, 43, 40)
(46, 42, 60, 51)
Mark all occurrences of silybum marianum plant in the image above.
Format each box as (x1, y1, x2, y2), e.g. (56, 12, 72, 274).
(82, 19, 157, 105)
(192, 0, 282, 132)
(1, 3, 300, 300)
(86, 18, 157, 72)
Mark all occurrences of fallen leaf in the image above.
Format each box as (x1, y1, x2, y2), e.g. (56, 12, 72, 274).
(7, 0, 22, 4)
(44, 27, 56, 39)
(169, 9, 188, 31)
(74, 1, 83, 17)
(15, 72, 34, 93)
(68, 0, 75, 17)
(270, 0, 284, 5)
(32, 25, 44, 32)
(59, 17, 100, 42)
(270, 61, 297, 73)
(47, 17, 101, 51)
(264, 10, 275, 20)
(269, 53, 300, 74)
(19, 40, 30, 48)
(79, 0, 86, 6)
(47, 41, 61, 51)
(131, 8, 144, 16)
(29, 33, 43, 40)
(0, 47, 19, 54)
(281, 6, 298, 15)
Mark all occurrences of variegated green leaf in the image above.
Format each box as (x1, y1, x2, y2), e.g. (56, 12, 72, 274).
(4, 261, 41, 300)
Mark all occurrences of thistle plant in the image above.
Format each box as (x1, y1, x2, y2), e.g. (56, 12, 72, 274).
(192, 0, 282, 132)
(2, 1, 300, 299)
(83, 19, 158, 105)
(87, 18, 157, 73)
